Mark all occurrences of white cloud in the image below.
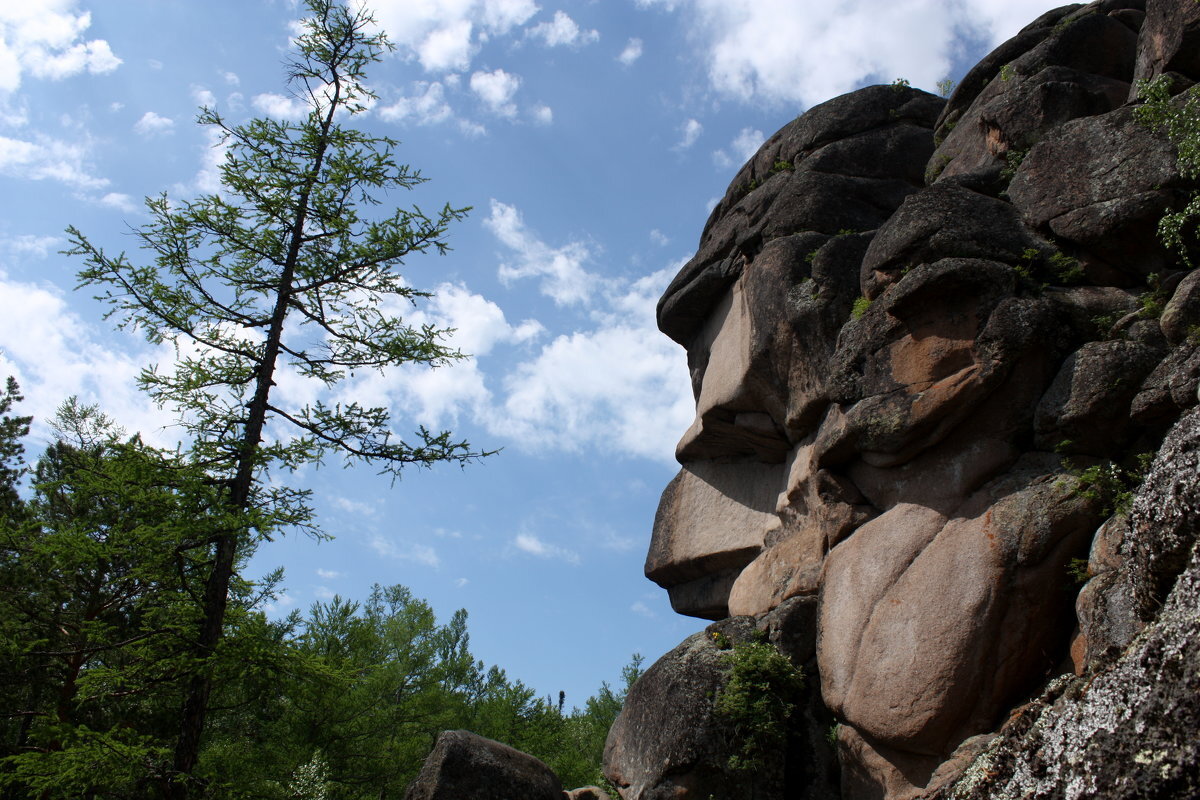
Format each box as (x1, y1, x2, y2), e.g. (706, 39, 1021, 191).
(713, 126, 764, 169)
(650, 229, 669, 246)
(618, 37, 643, 66)
(331, 496, 378, 517)
(0, 1, 121, 93)
(0, 272, 174, 445)
(251, 92, 308, 120)
(513, 531, 580, 564)
(316, 568, 344, 580)
(379, 81, 453, 125)
(484, 199, 598, 305)
(631, 600, 656, 618)
(531, 104, 552, 125)
(367, 0, 538, 73)
(418, 18, 474, 72)
(99, 192, 136, 212)
(174, 126, 228, 196)
(454, 577, 469, 588)
(2, 234, 61, 258)
(133, 111, 173, 137)
(314, 586, 337, 600)
(470, 68, 520, 117)
(0, 132, 107, 190)
(222, 70, 239, 86)
(191, 85, 217, 109)
(367, 533, 441, 567)
(484, 261, 694, 463)
(528, 10, 598, 47)
(676, 118, 702, 150)
(642, 0, 1064, 107)
(331, 280, 541, 432)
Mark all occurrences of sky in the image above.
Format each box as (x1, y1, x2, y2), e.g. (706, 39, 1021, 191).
(0, 0, 1064, 709)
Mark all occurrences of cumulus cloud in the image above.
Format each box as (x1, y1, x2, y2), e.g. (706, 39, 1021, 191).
(316, 568, 344, 580)
(531, 104, 553, 125)
(2, 234, 62, 258)
(713, 126, 764, 169)
(0, 272, 173, 444)
(470, 68, 521, 117)
(513, 532, 580, 564)
(331, 280, 542, 433)
(484, 200, 598, 305)
(379, 81, 454, 125)
(367, 533, 441, 567)
(618, 37, 644, 66)
(133, 110, 173, 137)
(0, 132, 107, 190)
(99, 192, 136, 212)
(676, 118, 702, 150)
(0, 1, 121, 94)
(251, 92, 308, 120)
(528, 10, 599, 48)
(484, 261, 694, 463)
(640, 0, 1062, 107)
(366, 0, 539, 73)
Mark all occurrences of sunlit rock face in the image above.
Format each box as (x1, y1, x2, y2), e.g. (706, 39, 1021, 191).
(609, 1, 1200, 798)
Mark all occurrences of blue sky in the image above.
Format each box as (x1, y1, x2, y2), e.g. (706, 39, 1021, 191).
(0, 0, 1060, 708)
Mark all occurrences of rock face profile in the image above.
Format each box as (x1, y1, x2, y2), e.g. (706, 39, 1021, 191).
(604, 0, 1200, 798)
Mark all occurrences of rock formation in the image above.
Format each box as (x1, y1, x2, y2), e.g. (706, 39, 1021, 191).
(605, 0, 1200, 798)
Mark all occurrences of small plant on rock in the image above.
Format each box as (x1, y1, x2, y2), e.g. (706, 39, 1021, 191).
(851, 296, 872, 319)
(714, 640, 806, 775)
(1135, 76, 1200, 266)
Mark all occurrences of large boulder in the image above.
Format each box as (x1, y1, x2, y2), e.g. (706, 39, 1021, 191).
(404, 730, 564, 800)
(611, 2, 1200, 799)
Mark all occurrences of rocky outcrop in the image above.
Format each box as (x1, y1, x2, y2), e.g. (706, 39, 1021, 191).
(609, 0, 1200, 798)
(404, 730, 564, 800)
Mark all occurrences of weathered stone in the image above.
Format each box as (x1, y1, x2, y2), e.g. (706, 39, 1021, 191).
(930, 412, 1200, 799)
(819, 460, 1102, 756)
(619, 6, 1200, 799)
(931, 66, 1129, 192)
(566, 787, 611, 800)
(1159, 267, 1200, 345)
(1007, 105, 1186, 277)
(1034, 339, 1164, 455)
(933, 6, 1077, 145)
(1130, 0, 1200, 92)
(403, 730, 563, 800)
(658, 86, 941, 346)
(860, 188, 1043, 298)
(646, 461, 782, 619)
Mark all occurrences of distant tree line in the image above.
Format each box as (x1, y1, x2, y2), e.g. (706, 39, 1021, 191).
(0, 379, 640, 798)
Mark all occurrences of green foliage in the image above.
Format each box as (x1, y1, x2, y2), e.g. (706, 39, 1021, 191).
(64, 1, 494, 787)
(0, 377, 31, 519)
(1135, 76, 1200, 265)
(937, 78, 957, 98)
(999, 63, 1016, 82)
(0, 399, 284, 798)
(891, 78, 911, 89)
(1067, 557, 1092, 586)
(1064, 452, 1155, 516)
(1048, 251, 1084, 284)
(851, 296, 872, 319)
(1137, 273, 1169, 319)
(714, 641, 805, 774)
(1000, 147, 1029, 181)
(771, 160, 794, 173)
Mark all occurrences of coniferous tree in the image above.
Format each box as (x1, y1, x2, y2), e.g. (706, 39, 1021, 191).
(64, 1, 489, 793)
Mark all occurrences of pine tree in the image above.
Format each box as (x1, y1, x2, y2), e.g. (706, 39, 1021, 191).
(64, 1, 489, 793)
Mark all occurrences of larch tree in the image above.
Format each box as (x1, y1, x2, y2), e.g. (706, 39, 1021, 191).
(64, 0, 490, 794)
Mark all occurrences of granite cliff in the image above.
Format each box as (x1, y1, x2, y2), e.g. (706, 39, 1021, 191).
(407, 0, 1200, 797)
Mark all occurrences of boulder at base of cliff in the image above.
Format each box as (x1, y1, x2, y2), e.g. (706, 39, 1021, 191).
(403, 730, 564, 800)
